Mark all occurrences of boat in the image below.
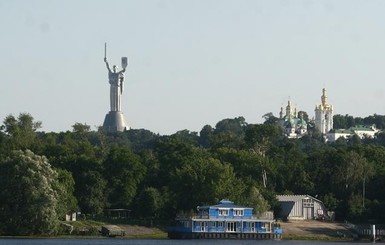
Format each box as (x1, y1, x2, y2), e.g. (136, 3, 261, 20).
(168, 199, 283, 239)
(101, 225, 126, 237)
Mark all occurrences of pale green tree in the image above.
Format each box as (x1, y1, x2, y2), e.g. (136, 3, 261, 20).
(0, 150, 59, 235)
(244, 186, 270, 216)
(54, 168, 78, 219)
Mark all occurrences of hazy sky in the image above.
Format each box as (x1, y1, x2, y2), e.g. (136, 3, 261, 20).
(1, 0, 385, 135)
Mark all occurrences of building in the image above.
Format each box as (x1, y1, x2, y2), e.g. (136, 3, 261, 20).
(279, 100, 307, 138)
(326, 125, 379, 142)
(103, 209, 131, 219)
(315, 88, 333, 134)
(326, 129, 352, 142)
(65, 210, 77, 222)
(168, 199, 282, 239)
(277, 195, 327, 220)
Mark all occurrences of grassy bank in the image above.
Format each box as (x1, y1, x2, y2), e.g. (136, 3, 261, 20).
(60, 219, 168, 239)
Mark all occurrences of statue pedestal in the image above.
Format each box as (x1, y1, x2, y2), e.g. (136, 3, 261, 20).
(103, 111, 127, 132)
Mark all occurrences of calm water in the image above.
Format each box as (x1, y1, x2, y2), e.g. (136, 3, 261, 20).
(0, 239, 370, 245)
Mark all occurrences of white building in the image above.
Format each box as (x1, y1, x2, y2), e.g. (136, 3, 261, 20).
(277, 195, 327, 220)
(325, 129, 352, 142)
(326, 125, 379, 142)
(315, 88, 333, 134)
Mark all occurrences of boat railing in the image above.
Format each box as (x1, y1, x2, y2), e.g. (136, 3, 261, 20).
(177, 215, 275, 221)
(185, 214, 273, 220)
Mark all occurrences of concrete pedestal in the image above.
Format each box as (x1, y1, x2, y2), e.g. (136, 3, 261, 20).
(103, 111, 127, 132)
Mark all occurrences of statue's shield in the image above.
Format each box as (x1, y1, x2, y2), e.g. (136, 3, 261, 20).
(121, 57, 128, 69)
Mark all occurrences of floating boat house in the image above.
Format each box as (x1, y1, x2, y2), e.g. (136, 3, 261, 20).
(168, 200, 282, 239)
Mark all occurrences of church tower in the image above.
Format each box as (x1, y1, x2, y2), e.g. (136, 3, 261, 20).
(315, 88, 333, 134)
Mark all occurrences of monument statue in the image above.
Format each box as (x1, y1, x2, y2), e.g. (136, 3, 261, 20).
(104, 57, 126, 111)
(102, 43, 129, 132)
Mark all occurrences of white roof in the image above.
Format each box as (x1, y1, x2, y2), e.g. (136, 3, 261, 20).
(277, 194, 323, 203)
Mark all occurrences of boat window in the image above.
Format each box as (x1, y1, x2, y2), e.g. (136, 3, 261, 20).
(233, 208, 244, 216)
(218, 208, 229, 216)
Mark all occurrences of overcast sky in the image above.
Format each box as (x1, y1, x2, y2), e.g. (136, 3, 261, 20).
(1, 0, 385, 135)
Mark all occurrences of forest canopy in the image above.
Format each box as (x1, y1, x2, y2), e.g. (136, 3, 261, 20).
(2, 112, 385, 235)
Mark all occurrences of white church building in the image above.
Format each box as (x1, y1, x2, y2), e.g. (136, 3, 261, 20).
(315, 88, 333, 135)
(278, 88, 380, 141)
(279, 88, 333, 139)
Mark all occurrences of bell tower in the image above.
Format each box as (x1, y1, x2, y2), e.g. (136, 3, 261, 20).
(315, 88, 333, 134)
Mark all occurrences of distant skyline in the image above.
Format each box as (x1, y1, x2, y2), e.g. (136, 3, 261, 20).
(1, 0, 385, 135)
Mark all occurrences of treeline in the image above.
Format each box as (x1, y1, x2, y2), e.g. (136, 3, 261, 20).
(1, 113, 385, 235)
(333, 114, 385, 129)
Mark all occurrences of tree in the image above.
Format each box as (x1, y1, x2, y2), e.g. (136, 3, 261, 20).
(54, 168, 78, 219)
(216, 148, 276, 190)
(153, 135, 201, 187)
(172, 130, 199, 146)
(170, 156, 245, 211)
(245, 124, 280, 156)
(76, 170, 107, 215)
(373, 114, 385, 129)
(244, 186, 270, 216)
(1, 113, 42, 151)
(125, 128, 158, 151)
(322, 193, 338, 211)
(104, 147, 146, 208)
(135, 187, 164, 219)
(199, 124, 213, 148)
(346, 194, 367, 222)
(271, 139, 314, 194)
(346, 115, 355, 128)
(306, 147, 341, 197)
(65, 155, 107, 215)
(334, 151, 372, 194)
(262, 112, 279, 125)
(0, 150, 59, 235)
(0, 129, 6, 159)
(210, 117, 247, 149)
(72, 122, 91, 141)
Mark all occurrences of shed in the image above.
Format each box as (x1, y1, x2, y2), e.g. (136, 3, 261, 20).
(65, 210, 77, 222)
(277, 195, 327, 220)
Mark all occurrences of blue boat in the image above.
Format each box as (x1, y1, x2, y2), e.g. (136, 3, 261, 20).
(168, 200, 283, 239)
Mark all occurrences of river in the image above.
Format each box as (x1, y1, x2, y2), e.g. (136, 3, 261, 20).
(0, 239, 369, 245)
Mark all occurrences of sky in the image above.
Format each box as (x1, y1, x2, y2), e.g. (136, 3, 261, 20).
(1, 0, 385, 135)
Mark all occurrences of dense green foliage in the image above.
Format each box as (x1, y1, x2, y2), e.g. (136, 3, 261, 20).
(2, 112, 385, 235)
(0, 150, 61, 235)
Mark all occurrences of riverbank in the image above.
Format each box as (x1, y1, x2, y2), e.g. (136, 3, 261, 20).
(60, 220, 168, 239)
(118, 225, 167, 239)
(0, 219, 354, 241)
(106, 220, 353, 240)
(280, 220, 353, 240)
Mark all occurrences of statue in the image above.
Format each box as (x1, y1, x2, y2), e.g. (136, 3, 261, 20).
(104, 42, 128, 112)
(104, 57, 126, 111)
(102, 43, 129, 132)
